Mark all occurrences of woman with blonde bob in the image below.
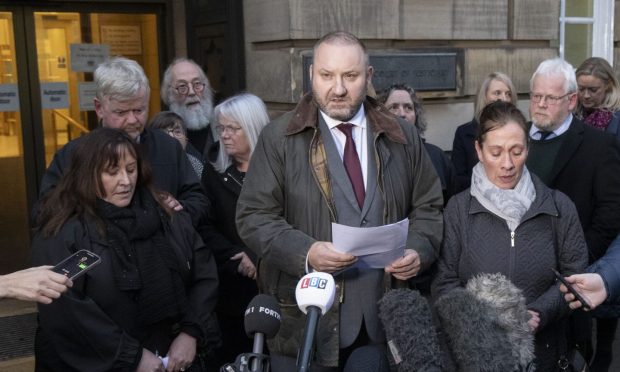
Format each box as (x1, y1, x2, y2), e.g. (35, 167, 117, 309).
(452, 72, 517, 192)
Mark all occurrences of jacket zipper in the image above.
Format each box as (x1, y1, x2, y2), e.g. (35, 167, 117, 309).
(510, 231, 515, 247)
(225, 171, 243, 187)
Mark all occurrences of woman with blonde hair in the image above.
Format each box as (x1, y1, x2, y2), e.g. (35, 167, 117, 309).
(575, 57, 620, 141)
(452, 72, 517, 192)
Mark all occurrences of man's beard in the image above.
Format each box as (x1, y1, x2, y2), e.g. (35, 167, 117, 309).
(170, 98, 213, 131)
(312, 89, 365, 122)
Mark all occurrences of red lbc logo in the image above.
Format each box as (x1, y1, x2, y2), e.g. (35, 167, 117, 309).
(301, 277, 328, 289)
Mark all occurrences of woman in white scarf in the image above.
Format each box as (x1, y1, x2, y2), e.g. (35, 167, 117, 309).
(432, 101, 588, 371)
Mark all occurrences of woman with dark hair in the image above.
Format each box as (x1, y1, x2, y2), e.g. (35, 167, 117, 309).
(379, 83, 456, 204)
(33, 127, 219, 372)
(452, 72, 517, 192)
(148, 111, 204, 178)
(432, 101, 588, 370)
(575, 57, 620, 142)
(200, 93, 269, 367)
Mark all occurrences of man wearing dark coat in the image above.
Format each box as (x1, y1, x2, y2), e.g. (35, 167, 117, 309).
(526, 57, 620, 369)
(236, 31, 443, 371)
(39, 57, 208, 227)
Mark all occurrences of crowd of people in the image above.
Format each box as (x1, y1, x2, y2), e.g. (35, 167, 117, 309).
(2, 30, 620, 372)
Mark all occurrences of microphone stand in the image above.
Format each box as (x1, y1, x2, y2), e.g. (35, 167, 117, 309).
(297, 306, 320, 372)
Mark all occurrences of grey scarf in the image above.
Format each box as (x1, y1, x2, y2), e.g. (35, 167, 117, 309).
(470, 163, 536, 231)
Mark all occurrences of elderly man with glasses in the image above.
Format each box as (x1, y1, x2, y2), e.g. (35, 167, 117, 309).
(161, 58, 215, 159)
(526, 57, 620, 367)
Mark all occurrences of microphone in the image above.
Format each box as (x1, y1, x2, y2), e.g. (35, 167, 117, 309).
(242, 294, 281, 372)
(295, 272, 336, 372)
(377, 288, 444, 372)
(434, 273, 535, 371)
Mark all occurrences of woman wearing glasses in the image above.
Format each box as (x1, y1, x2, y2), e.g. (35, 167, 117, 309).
(575, 57, 620, 142)
(149, 111, 204, 179)
(199, 93, 270, 367)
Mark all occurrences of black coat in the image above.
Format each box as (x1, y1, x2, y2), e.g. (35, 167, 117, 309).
(433, 175, 588, 371)
(39, 128, 208, 226)
(527, 118, 620, 262)
(451, 119, 479, 193)
(424, 141, 456, 205)
(32, 208, 219, 371)
(200, 160, 258, 365)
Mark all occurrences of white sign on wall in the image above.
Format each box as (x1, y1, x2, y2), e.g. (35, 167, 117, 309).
(0, 84, 19, 112)
(78, 82, 97, 111)
(41, 82, 69, 109)
(70, 44, 110, 72)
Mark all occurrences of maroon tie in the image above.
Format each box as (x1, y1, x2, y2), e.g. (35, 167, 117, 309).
(337, 123, 365, 208)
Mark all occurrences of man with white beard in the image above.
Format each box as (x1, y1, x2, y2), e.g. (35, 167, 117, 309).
(161, 58, 215, 158)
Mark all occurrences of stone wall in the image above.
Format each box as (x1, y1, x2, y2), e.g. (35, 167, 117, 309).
(243, 0, 561, 149)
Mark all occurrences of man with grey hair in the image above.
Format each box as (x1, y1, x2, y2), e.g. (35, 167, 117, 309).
(39, 57, 208, 226)
(526, 57, 620, 368)
(161, 58, 214, 157)
(236, 31, 443, 370)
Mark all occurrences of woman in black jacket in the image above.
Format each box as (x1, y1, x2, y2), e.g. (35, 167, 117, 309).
(433, 102, 588, 371)
(33, 127, 219, 372)
(200, 93, 269, 366)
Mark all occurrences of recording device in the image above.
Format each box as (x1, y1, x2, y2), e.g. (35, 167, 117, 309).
(435, 274, 535, 371)
(295, 272, 336, 372)
(220, 294, 281, 372)
(552, 267, 591, 310)
(52, 249, 101, 280)
(377, 288, 444, 372)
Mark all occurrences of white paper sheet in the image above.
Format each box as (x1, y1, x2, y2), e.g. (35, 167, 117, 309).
(331, 218, 408, 269)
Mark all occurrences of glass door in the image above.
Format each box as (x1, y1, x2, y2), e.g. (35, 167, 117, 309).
(0, 4, 163, 274)
(34, 11, 160, 165)
(0, 11, 30, 273)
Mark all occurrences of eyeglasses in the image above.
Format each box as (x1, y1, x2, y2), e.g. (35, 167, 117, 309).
(173, 81, 206, 96)
(166, 127, 186, 139)
(215, 125, 243, 135)
(529, 92, 573, 105)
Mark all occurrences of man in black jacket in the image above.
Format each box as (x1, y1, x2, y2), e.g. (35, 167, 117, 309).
(39, 57, 208, 226)
(526, 57, 620, 370)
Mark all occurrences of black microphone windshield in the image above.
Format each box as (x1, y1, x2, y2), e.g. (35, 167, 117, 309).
(244, 294, 281, 338)
(378, 288, 444, 372)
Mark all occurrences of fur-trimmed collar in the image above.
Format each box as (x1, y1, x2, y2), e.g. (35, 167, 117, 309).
(286, 92, 407, 144)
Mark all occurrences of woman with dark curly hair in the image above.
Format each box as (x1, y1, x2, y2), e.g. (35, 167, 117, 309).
(33, 127, 219, 372)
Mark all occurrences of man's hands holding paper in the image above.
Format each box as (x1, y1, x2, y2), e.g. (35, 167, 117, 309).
(384, 249, 420, 280)
(309, 241, 421, 280)
(308, 241, 357, 273)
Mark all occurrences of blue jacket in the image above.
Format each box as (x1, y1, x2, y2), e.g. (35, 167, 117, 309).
(590, 234, 620, 305)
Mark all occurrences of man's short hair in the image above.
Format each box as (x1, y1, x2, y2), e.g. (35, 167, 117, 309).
(313, 31, 369, 66)
(530, 58, 577, 94)
(94, 57, 150, 101)
(160, 58, 211, 105)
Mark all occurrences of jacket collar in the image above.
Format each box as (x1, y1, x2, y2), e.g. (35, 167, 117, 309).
(286, 92, 407, 144)
(468, 173, 559, 219)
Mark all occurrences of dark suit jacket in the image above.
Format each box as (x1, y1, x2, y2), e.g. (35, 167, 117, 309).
(526, 117, 620, 262)
(451, 119, 478, 192)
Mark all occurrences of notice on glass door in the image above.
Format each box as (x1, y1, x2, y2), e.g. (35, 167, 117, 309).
(0, 84, 19, 112)
(41, 82, 69, 109)
(70, 44, 110, 72)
